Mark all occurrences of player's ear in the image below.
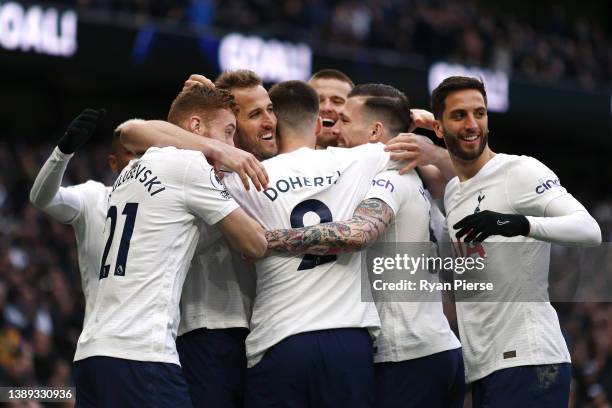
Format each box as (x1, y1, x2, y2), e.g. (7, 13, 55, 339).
(315, 116, 322, 137)
(369, 122, 384, 143)
(107, 154, 118, 173)
(188, 116, 204, 136)
(432, 119, 444, 140)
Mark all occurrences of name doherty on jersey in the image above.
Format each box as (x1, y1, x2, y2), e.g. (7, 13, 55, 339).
(263, 171, 342, 201)
(112, 164, 166, 196)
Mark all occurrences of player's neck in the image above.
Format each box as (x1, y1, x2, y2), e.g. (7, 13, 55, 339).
(454, 146, 496, 181)
(278, 128, 316, 154)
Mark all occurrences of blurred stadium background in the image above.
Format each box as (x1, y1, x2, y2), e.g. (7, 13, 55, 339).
(0, 0, 610, 406)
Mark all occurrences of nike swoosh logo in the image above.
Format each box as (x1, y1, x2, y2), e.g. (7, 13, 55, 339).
(497, 220, 510, 226)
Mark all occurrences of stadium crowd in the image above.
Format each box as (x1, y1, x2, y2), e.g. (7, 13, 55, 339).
(60, 0, 612, 89)
(0, 136, 610, 406)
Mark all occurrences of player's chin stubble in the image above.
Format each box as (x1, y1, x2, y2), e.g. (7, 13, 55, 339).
(443, 127, 489, 162)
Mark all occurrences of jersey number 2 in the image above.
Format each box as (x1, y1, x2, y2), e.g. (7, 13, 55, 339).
(99, 203, 138, 279)
(290, 199, 337, 270)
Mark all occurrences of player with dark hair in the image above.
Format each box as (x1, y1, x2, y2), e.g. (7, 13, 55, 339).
(268, 79, 321, 152)
(30, 109, 135, 329)
(431, 75, 601, 408)
(336, 83, 412, 147)
(222, 80, 406, 408)
(265, 83, 464, 408)
(72, 86, 266, 407)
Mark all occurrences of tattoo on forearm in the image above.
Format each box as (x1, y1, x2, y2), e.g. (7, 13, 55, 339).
(266, 199, 393, 255)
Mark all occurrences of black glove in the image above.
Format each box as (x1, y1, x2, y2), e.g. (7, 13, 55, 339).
(453, 210, 530, 243)
(57, 108, 105, 154)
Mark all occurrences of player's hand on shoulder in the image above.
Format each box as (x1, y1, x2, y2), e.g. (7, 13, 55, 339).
(182, 74, 215, 92)
(453, 210, 530, 243)
(409, 109, 435, 132)
(57, 108, 105, 154)
(384, 133, 438, 174)
(210, 142, 269, 192)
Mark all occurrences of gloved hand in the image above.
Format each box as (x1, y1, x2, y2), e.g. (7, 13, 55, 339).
(57, 108, 106, 154)
(454, 210, 530, 243)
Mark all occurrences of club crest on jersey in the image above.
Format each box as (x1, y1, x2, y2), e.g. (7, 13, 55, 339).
(535, 177, 561, 194)
(474, 191, 485, 213)
(209, 169, 232, 200)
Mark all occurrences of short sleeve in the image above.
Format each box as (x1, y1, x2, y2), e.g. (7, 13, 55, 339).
(183, 154, 239, 225)
(364, 170, 406, 215)
(368, 143, 392, 173)
(505, 157, 569, 217)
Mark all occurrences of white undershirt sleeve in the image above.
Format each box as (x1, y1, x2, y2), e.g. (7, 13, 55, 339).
(526, 194, 602, 246)
(29, 147, 83, 224)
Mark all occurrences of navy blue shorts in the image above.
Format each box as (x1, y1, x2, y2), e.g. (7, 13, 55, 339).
(73, 356, 192, 408)
(375, 347, 465, 408)
(471, 363, 571, 408)
(246, 328, 375, 408)
(176, 327, 248, 408)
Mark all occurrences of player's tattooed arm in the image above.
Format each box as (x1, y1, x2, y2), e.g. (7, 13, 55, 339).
(266, 199, 394, 255)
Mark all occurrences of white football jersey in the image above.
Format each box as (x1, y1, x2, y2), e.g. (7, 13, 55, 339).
(365, 170, 461, 363)
(178, 221, 255, 336)
(225, 143, 391, 367)
(74, 147, 239, 365)
(444, 153, 571, 383)
(65, 180, 111, 328)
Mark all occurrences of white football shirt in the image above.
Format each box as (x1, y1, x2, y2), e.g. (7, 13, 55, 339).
(444, 153, 571, 383)
(365, 170, 461, 363)
(74, 147, 239, 365)
(65, 181, 112, 328)
(30, 147, 111, 329)
(225, 143, 392, 367)
(178, 218, 255, 335)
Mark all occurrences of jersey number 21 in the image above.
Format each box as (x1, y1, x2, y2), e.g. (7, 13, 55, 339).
(99, 203, 138, 279)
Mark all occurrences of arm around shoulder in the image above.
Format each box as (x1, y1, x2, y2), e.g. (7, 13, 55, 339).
(216, 208, 267, 259)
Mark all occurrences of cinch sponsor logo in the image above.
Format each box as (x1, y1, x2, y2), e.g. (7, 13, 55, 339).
(372, 179, 394, 192)
(535, 178, 561, 194)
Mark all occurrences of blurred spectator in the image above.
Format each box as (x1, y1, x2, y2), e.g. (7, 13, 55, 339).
(67, 0, 612, 89)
